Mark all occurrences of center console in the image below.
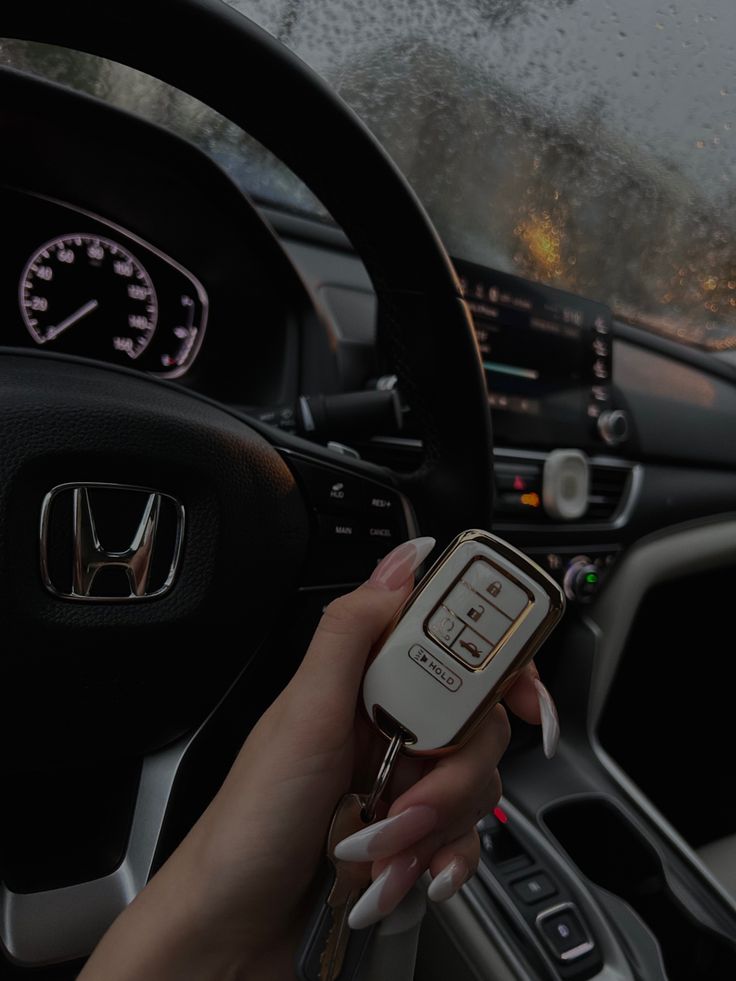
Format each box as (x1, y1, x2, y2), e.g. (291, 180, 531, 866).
(441, 260, 736, 981)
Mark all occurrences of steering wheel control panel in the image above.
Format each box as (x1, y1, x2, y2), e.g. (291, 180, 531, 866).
(286, 453, 413, 587)
(362, 530, 565, 753)
(455, 258, 622, 451)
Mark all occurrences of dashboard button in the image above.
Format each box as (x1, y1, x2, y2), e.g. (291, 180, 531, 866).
(367, 491, 399, 514)
(495, 463, 542, 494)
(598, 408, 629, 446)
(296, 462, 367, 514)
(511, 872, 557, 905)
(365, 522, 400, 545)
(289, 459, 407, 530)
(318, 514, 362, 542)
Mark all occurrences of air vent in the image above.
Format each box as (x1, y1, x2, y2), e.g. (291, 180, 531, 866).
(361, 444, 634, 525)
(587, 464, 632, 521)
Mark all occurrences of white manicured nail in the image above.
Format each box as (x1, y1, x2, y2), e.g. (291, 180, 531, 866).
(334, 805, 437, 861)
(534, 679, 560, 759)
(367, 537, 436, 590)
(348, 854, 420, 930)
(427, 857, 469, 903)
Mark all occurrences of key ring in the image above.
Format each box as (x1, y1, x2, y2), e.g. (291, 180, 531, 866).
(361, 731, 404, 823)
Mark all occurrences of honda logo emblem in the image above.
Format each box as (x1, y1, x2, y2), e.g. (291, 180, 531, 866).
(40, 483, 185, 602)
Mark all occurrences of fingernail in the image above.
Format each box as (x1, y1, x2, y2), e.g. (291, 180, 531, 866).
(348, 854, 421, 930)
(333, 805, 437, 862)
(427, 857, 469, 903)
(366, 536, 436, 591)
(534, 679, 560, 759)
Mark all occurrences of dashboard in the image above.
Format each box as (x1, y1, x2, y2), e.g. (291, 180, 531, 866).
(457, 259, 614, 450)
(2, 187, 207, 375)
(3, 61, 736, 610)
(0, 64, 320, 408)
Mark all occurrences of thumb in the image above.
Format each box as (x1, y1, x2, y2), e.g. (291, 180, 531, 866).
(288, 537, 436, 727)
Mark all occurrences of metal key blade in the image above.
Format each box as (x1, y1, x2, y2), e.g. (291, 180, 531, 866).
(319, 793, 372, 981)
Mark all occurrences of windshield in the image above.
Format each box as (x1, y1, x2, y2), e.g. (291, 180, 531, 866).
(3, 0, 736, 352)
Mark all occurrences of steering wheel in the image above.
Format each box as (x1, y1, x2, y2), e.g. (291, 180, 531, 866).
(0, 0, 493, 969)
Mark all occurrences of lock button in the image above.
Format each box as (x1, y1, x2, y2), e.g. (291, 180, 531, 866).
(462, 559, 530, 620)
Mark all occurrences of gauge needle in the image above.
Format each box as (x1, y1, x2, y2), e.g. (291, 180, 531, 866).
(44, 299, 99, 342)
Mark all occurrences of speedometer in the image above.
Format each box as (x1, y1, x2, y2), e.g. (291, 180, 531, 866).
(20, 234, 158, 361)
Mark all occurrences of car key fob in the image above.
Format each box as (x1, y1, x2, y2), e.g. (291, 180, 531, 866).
(362, 529, 565, 754)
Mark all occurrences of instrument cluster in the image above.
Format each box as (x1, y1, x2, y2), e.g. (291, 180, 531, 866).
(3, 187, 208, 376)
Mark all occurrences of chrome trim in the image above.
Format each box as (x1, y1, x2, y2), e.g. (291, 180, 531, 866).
(585, 515, 736, 916)
(0, 606, 270, 967)
(299, 395, 316, 432)
(0, 734, 192, 966)
(535, 902, 594, 962)
(14, 189, 209, 379)
(326, 441, 361, 459)
(39, 482, 185, 603)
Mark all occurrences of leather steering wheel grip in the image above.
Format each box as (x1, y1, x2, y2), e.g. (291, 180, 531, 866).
(0, 0, 494, 543)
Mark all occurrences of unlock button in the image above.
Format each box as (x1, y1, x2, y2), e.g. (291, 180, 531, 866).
(444, 583, 511, 645)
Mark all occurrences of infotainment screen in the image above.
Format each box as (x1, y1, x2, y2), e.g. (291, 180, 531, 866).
(454, 259, 613, 447)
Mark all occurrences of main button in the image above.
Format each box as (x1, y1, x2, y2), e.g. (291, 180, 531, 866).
(444, 582, 510, 644)
(462, 559, 530, 620)
(318, 514, 361, 541)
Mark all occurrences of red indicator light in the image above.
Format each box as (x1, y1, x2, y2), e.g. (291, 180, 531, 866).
(513, 474, 526, 491)
(493, 805, 509, 824)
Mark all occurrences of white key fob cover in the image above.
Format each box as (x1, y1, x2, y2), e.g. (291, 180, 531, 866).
(362, 529, 565, 753)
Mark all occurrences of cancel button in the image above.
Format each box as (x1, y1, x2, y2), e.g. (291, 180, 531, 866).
(408, 645, 463, 692)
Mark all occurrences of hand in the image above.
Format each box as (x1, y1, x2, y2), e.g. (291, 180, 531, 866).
(78, 537, 559, 981)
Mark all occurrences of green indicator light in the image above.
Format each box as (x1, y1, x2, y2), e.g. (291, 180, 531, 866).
(585, 572, 599, 584)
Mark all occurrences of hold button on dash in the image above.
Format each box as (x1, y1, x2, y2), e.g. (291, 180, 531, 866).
(408, 645, 463, 692)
